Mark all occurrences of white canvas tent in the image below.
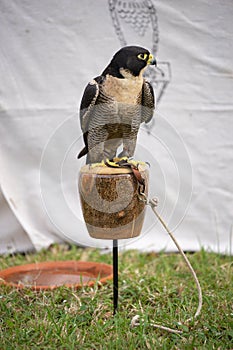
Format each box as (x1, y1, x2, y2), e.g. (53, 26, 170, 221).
(0, 0, 232, 254)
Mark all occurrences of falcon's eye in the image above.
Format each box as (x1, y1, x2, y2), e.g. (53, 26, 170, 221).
(137, 53, 148, 61)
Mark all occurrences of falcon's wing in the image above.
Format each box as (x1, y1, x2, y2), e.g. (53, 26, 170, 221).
(141, 80, 155, 124)
(79, 78, 100, 133)
(78, 77, 103, 159)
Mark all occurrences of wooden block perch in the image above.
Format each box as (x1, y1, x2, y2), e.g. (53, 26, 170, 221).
(78, 164, 149, 240)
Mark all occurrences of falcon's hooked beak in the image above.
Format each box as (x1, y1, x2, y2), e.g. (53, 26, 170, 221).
(147, 54, 157, 66)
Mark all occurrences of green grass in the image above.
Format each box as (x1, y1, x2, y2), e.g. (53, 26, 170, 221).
(0, 245, 232, 349)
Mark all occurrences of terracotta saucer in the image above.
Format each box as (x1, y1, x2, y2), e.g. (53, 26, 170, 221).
(0, 261, 113, 290)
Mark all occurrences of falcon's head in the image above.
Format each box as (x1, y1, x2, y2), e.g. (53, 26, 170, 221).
(102, 46, 157, 78)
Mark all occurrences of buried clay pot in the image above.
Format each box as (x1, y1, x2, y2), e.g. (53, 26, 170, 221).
(0, 260, 113, 290)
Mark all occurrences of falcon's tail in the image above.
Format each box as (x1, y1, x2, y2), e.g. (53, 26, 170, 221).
(77, 147, 88, 159)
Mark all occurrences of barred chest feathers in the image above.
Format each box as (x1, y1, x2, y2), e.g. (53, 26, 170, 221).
(102, 69, 145, 105)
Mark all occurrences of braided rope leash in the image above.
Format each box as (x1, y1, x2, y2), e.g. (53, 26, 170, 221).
(131, 194, 203, 334)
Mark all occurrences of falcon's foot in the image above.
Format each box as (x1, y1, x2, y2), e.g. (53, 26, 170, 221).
(108, 157, 147, 169)
(106, 157, 129, 168)
(89, 157, 148, 169)
(90, 157, 132, 168)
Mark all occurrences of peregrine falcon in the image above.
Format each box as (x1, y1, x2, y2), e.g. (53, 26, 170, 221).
(78, 46, 156, 164)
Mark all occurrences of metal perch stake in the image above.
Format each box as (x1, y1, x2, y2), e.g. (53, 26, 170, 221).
(113, 239, 118, 315)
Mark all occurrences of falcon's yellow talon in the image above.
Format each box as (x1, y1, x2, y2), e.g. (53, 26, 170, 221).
(112, 157, 147, 168)
(105, 159, 120, 168)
